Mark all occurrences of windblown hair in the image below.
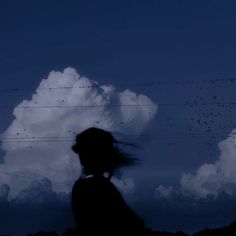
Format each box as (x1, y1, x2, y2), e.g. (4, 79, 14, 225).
(72, 127, 137, 176)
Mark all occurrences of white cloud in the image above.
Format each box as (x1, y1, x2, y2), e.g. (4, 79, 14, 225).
(180, 129, 236, 198)
(112, 177, 135, 194)
(0, 67, 157, 198)
(155, 185, 177, 199)
(0, 184, 10, 200)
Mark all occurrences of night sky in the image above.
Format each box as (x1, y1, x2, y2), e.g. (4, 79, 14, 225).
(1, 0, 236, 235)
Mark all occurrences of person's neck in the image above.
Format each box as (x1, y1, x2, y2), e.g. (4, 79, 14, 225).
(81, 170, 112, 180)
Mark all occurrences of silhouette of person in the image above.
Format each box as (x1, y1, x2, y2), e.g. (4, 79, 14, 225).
(71, 127, 145, 236)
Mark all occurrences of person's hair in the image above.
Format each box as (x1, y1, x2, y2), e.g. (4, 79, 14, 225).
(72, 127, 137, 176)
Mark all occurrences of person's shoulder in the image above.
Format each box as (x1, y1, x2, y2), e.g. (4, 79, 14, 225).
(72, 178, 95, 198)
(72, 178, 90, 191)
(73, 176, 112, 190)
(89, 175, 114, 188)
(72, 176, 117, 201)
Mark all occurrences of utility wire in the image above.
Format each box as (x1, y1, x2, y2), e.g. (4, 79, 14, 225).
(0, 101, 236, 109)
(0, 171, 72, 186)
(0, 132, 234, 142)
(0, 104, 156, 109)
(0, 77, 236, 92)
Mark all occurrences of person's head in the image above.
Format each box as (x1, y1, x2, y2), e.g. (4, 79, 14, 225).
(72, 127, 137, 177)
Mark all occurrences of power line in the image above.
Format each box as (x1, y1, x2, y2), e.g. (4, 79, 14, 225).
(0, 139, 73, 143)
(0, 77, 236, 92)
(0, 136, 74, 140)
(0, 132, 234, 142)
(0, 101, 236, 109)
(0, 171, 71, 186)
(0, 132, 233, 183)
(0, 104, 157, 109)
(0, 85, 99, 92)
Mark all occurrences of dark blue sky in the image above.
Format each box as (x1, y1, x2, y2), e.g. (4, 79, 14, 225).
(1, 0, 235, 175)
(1, 0, 236, 234)
(1, 0, 236, 85)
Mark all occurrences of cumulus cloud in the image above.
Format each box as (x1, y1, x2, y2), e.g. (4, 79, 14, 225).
(155, 185, 177, 200)
(0, 178, 72, 236)
(0, 67, 157, 198)
(112, 177, 135, 193)
(0, 184, 10, 200)
(180, 130, 236, 198)
(153, 129, 236, 199)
